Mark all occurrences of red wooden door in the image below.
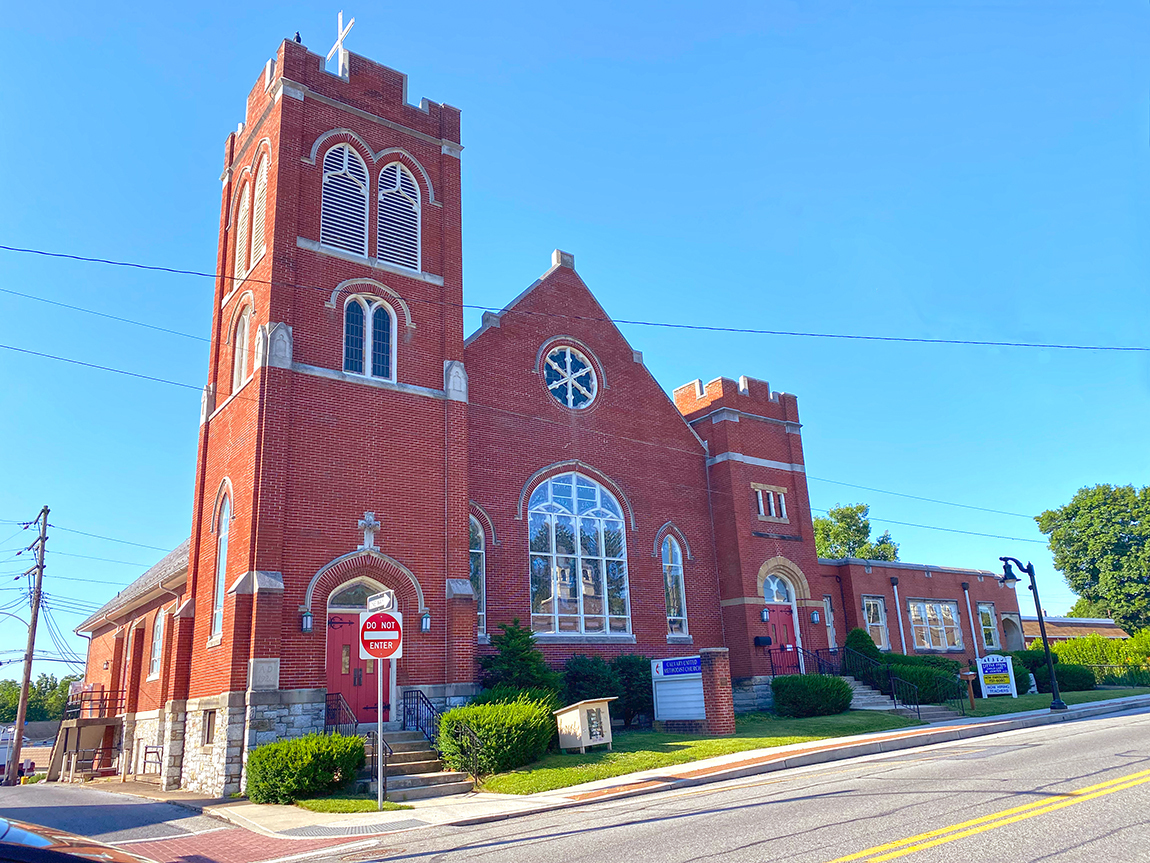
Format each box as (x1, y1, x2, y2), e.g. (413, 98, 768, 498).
(766, 604, 796, 649)
(326, 613, 387, 724)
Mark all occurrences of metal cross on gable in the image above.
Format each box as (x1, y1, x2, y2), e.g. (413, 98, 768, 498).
(358, 511, 380, 550)
(327, 10, 356, 77)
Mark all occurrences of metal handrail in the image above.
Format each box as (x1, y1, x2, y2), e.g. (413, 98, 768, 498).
(63, 690, 126, 720)
(886, 672, 921, 721)
(454, 722, 485, 782)
(324, 693, 358, 737)
(364, 730, 393, 800)
(402, 689, 441, 749)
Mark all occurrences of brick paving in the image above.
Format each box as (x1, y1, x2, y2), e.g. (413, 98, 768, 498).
(114, 827, 371, 863)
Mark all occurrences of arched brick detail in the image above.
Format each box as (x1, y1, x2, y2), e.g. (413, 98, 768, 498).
(652, 521, 694, 560)
(756, 556, 811, 602)
(304, 549, 428, 614)
(468, 501, 498, 546)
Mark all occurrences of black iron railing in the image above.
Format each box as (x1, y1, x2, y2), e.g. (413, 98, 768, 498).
(402, 689, 441, 749)
(63, 689, 126, 720)
(887, 675, 922, 721)
(324, 693, 358, 737)
(364, 729, 393, 799)
(454, 722, 486, 782)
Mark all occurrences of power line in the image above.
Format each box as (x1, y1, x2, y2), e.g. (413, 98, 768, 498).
(50, 550, 149, 567)
(806, 476, 1035, 519)
(49, 525, 171, 552)
(0, 343, 203, 392)
(2, 243, 1147, 353)
(812, 508, 1047, 544)
(0, 287, 206, 342)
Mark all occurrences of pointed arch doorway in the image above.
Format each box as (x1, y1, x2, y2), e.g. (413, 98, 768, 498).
(326, 579, 391, 724)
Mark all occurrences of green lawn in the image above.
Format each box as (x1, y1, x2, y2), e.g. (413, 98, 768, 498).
(296, 792, 414, 813)
(481, 710, 921, 796)
(965, 687, 1150, 717)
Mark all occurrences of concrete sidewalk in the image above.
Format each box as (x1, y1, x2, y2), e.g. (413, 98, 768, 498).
(96, 693, 1150, 840)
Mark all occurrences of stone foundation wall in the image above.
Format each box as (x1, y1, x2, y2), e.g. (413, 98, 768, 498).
(122, 710, 163, 775)
(160, 701, 186, 791)
(241, 688, 326, 788)
(180, 693, 245, 796)
(732, 676, 774, 713)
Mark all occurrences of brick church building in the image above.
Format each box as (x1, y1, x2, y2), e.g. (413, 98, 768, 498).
(75, 36, 1023, 796)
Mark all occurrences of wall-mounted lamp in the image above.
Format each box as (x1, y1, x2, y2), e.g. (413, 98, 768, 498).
(810, 610, 821, 624)
(300, 609, 313, 633)
(103, 660, 109, 670)
(760, 608, 770, 623)
(420, 611, 431, 633)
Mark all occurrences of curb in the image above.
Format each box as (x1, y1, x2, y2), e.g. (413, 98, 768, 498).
(445, 694, 1150, 827)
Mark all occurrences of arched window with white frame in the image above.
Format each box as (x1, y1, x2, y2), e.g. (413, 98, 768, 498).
(250, 155, 269, 265)
(377, 162, 420, 270)
(212, 496, 231, 638)
(528, 472, 630, 634)
(662, 535, 687, 635)
(469, 516, 486, 635)
(148, 611, 164, 679)
(232, 308, 251, 391)
(343, 296, 395, 380)
(764, 574, 791, 605)
(321, 144, 369, 256)
(234, 184, 251, 277)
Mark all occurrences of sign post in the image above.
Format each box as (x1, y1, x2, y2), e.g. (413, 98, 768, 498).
(976, 653, 1017, 699)
(360, 603, 402, 811)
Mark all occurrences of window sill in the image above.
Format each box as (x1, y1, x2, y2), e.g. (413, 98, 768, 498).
(534, 633, 636, 645)
(913, 647, 966, 654)
(209, 377, 254, 422)
(296, 236, 445, 286)
(477, 633, 491, 645)
(757, 515, 790, 525)
(146, 673, 160, 682)
(206, 634, 223, 649)
(667, 634, 693, 644)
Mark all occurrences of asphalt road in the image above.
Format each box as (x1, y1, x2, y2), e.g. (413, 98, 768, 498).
(3, 707, 1148, 863)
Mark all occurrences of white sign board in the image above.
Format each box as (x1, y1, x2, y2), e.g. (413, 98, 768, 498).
(367, 591, 394, 611)
(652, 656, 705, 721)
(977, 653, 1017, 698)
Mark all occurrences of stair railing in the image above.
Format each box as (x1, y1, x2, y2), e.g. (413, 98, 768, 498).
(324, 693, 358, 737)
(454, 722, 486, 783)
(886, 671, 921, 721)
(402, 689, 441, 749)
(364, 729, 393, 800)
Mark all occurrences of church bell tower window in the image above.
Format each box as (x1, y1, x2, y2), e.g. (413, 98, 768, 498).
(320, 144, 369, 256)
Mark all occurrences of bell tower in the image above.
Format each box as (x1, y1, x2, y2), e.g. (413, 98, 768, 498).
(178, 28, 471, 792)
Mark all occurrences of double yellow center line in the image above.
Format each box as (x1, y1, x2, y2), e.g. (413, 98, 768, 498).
(827, 767, 1150, 862)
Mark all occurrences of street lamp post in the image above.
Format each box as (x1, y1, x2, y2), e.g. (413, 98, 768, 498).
(999, 557, 1067, 712)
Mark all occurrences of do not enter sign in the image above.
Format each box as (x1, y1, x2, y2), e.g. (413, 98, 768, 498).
(360, 610, 403, 660)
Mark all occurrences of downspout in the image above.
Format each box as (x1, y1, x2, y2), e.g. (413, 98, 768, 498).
(889, 576, 908, 655)
(962, 582, 980, 659)
(833, 574, 848, 648)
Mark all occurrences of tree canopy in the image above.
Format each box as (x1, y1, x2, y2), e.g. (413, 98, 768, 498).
(0, 673, 79, 723)
(814, 503, 899, 561)
(1036, 484, 1150, 634)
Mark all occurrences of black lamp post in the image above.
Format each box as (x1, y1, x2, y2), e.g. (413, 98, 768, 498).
(999, 557, 1067, 711)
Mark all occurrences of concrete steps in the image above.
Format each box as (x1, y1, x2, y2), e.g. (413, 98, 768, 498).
(844, 677, 899, 711)
(358, 730, 474, 801)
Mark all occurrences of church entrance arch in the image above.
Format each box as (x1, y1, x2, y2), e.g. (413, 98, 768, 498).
(326, 578, 389, 724)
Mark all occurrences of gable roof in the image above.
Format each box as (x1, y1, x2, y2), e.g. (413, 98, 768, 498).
(75, 537, 191, 634)
(1021, 616, 1130, 640)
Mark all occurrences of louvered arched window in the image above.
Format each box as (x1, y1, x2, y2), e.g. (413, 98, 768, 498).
(321, 144, 369, 256)
(250, 156, 269, 265)
(377, 163, 420, 270)
(232, 308, 251, 391)
(234, 185, 251, 277)
(343, 296, 395, 380)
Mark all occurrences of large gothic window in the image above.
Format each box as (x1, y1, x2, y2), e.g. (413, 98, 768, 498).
(234, 184, 251, 277)
(343, 296, 395, 380)
(469, 516, 486, 635)
(321, 144, 369, 256)
(212, 496, 231, 638)
(232, 308, 251, 392)
(528, 472, 629, 634)
(662, 536, 687, 635)
(250, 155, 269, 265)
(377, 163, 420, 270)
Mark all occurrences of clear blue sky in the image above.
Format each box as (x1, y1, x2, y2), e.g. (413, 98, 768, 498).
(3, 1, 1148, 680)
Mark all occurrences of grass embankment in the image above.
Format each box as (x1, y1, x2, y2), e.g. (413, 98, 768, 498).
(482, 710, 919, 796)
(965, 686, 1150, 718)
(295, 793, 414, 813)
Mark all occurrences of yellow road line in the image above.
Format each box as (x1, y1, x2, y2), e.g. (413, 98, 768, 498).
(827, 767, 1150, 863)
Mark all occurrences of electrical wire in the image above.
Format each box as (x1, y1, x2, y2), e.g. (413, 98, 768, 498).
(48, 525, 170, 552)
(50, 550, 149, 567)
(0, 287, 207, 342)
(2, 243, 1147, 353)
(811, 508, 1047, 544)
(806, 476, 1035, 519)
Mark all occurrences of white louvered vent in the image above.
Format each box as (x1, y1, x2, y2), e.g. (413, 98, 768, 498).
(378, 162, 420, 270)
(234, 185, 251, 277)
(321, 144, 369, 256)
(250, 156, 269, 263)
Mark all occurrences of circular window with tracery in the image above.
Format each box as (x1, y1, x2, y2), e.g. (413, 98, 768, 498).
(543, 345, 598, 409)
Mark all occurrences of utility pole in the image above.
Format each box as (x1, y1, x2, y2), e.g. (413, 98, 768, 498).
(6, 506, 48, 785)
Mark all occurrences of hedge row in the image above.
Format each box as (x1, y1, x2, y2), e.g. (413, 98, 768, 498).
(770, 674, 852, 717)
(246, 733, 364, 804)
(439, 697, 555, 775)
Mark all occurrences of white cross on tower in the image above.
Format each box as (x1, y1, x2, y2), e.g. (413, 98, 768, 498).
(358, 511, 380, 550)
(327, 10, 356, 77)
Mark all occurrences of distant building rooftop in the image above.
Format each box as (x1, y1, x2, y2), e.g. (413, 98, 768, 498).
(1020, 616, 1129, 641)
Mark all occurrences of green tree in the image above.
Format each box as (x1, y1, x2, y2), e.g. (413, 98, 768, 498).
(0, 674, 79, 723)
(813, 503, 899, 561)
(1066, 596, 1109, 619)
(1036, 484, 1150, 634)
(478, 619, 562, 693)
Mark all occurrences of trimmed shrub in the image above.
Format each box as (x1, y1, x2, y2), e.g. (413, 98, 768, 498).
(610, 654, 654, 726)
(470, 685, 562, 711)
(1036, 662, 1096, 693)
(478, 619, 562, 693)
(886, 665, 962, 705)
(1012, 649, 1058, 676)
(246, 733, 364, 804)
(563, 654, 623, 706)
(771, 674, 853, 718)
(844, 628, 883, 660)
(439, 699, 555, 776)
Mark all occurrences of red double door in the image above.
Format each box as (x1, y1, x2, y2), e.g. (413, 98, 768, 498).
(326, 613, 388, 723)
(765, 604, 801, 674)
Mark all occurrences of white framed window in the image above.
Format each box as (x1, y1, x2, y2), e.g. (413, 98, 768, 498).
(543, 345, 598, 409)
(250, 156, 269, 265)
(212, 496, 231, 638)
(469, 516, 486, 635)
(528, 472, 629, 634)
(234, 184, 251, 278)
(755, 489, 765, 517)
(148, 611, 164, 680)
(377, 162, 420, 270)
(862, 595, 889, 649)
(320, 144, 369, 256)
(342, 296, 396, 380)
(232, 308, 251, 392)
(778, 492, 787, 519)
(764, 574, 791, 604)
(752, 484, 788, 523)
(909, 600, 963, 650)
(977, 602, 1000, 649)
(662, 535, 687, 635)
